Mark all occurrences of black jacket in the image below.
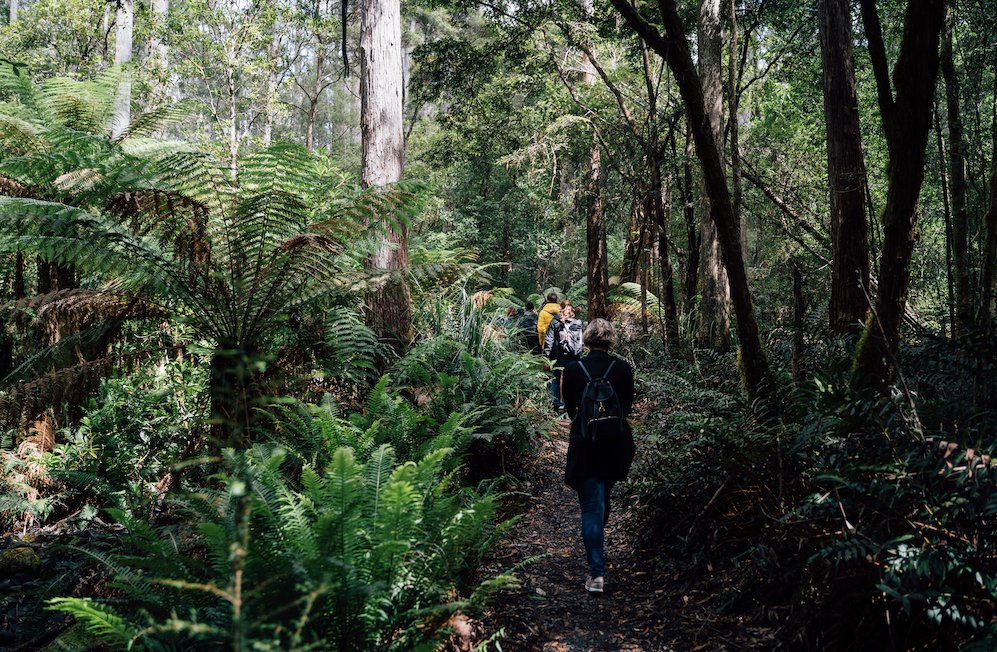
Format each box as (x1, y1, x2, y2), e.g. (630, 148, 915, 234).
(562, 351, 636, 489)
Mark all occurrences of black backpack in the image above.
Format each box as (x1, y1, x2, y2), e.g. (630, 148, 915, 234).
(578, 359, 623, 441)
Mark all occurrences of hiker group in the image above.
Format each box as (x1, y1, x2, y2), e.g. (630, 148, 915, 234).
(503, 292, 636, 595)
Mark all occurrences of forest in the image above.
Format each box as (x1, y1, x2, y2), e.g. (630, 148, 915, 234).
(0, 0, 995, 649)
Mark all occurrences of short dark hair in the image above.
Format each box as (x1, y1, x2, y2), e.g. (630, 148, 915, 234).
(525, 301, 535, 311)
(546, 292, 559, 304)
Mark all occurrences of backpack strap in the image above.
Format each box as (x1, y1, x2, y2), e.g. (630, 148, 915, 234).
(579, 358, 615, 382)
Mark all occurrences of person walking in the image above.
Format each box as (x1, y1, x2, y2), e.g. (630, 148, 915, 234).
(514, 301, 540, 353)
(537, 292, 561, 350)
(544, 303, 582, 411)
(561, 319, 635, 593)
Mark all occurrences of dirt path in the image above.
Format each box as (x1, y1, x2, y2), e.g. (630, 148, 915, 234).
(477, 422, 749, 651)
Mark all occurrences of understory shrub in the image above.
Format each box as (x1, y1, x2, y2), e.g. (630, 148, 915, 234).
(48, 442, 518, 651)
(631, 331, 997, 649)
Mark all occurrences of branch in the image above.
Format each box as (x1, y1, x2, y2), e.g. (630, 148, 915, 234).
(858, 0, 895, 124)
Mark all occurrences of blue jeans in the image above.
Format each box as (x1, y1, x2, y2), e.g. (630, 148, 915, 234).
(577, 476, 613, 578)
(549, 369, 562, 408)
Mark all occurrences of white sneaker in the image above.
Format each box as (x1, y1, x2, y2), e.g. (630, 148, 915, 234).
(584, 576, 604, 593)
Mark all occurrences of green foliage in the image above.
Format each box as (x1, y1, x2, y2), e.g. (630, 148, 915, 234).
(48, 442, 518, 651)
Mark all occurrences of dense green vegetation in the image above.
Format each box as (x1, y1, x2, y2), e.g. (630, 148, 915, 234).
(0, 0, 995, 649)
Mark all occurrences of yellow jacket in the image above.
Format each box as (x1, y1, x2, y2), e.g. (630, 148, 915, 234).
(537, 302, 560, 348)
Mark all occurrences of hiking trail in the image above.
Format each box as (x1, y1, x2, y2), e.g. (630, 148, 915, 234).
(476, 420, 762, 651)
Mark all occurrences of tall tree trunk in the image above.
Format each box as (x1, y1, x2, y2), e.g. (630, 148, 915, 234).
(792, 261, 805, 385)
(306, 48, 325, 151)
(728, 0, 746, 261)
(935, 102, 957, 334)
(651, 164, 680, 341)
(851, 0, 946, 390)
(695, 0, 730, 350)
(610, 0, 773, 408)
(111, 0, 134, 138)
(678, 126, 700, 317)
(582, 0, 610, 320)
(361, 0, 412, 346)
(819, 0, 870, 333)
(980, 44, 997, 329)
(9, 0, 17, 23)
(642, 40, 680, 343)
(940, 2, 971, 336)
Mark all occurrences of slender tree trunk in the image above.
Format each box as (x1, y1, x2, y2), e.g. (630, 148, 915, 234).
(361, 0, 412, 346)
(980, 46, 997, 329)
(679, 127, 699, 317)
(852, 0, 946, 390)
(9, 0, 17, 24)
(582, 0, 610, 320)
(935, 103, 957, 334)
(792, 261, 805, 385)
(728, 0, 746, 261)
(696, 0, 730, 350)
(111, 0, 134, 138)
(306, 48, 325, 152)
(651, 165, 680, 341)
(819, 0, 870, 333)
(940, 2, 971, 336)
(610, 0, 773, 408)
(641, 40, 679, 343)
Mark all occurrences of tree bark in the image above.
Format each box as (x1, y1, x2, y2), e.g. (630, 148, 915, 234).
(851, 0, 946, 390)
(792, 261, 805, 385)
(728, 0, 746, 261)
(111, 0, 134, 138)
(582, 0, 610, 321)
(361, 0, 412, 346)
(935, 103, 957, 334)
(9, 0, 17, 23)
(980, 44, 997, 329)
(677, 126, 700, 317)
(610, 0, 773, 408)
(695, 0, 730, 350)
(818, 0, 870, 333)
(940, 2, 971, 336)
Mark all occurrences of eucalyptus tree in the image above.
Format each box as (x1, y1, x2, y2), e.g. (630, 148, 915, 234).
(111, 0, 134, 138)
(361, 0, 412, 346)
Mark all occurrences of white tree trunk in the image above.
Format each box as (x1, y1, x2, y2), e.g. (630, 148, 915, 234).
(361, 0, 404, 187)
(9, 0, 18, 23)
(112, 0, 135, 138)
(361, 0, 411, 344)
(696, 0, 731, 349)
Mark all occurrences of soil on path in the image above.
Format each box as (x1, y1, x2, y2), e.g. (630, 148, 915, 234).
(476, 421, 756, 651)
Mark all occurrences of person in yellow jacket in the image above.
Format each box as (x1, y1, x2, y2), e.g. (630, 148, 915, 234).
(537, 293, 561, 349)
(538, 293, 567, 410)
